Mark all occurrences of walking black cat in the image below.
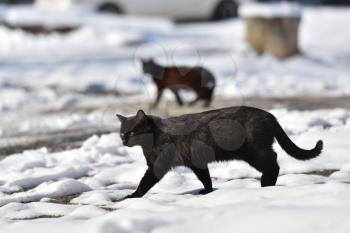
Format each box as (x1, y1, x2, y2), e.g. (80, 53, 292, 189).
(142, 58, 215, 108)
(117, 106, 323, 198)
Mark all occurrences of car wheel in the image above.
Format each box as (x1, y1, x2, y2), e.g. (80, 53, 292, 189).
(212, 0, 238, 21)
(97, 3, 122, 14)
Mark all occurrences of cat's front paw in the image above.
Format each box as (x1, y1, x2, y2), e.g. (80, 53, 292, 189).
(124, 192, 140, 199)
(199, 188, 213, 195)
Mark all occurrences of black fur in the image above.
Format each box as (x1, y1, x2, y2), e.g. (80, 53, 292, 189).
(117, 106, 323, 198)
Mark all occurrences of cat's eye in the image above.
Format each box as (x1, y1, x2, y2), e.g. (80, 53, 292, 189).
(130, 132, 135, 136)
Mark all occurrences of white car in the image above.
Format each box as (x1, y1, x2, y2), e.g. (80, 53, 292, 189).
(36, 0, 245, 20)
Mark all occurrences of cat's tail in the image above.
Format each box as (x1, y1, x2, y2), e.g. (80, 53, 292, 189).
(273, 118, 323, 160)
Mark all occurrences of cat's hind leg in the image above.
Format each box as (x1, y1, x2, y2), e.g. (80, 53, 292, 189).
(190, 166, 213, 194)
(259, 150, 280, 187)
(261, 161, 280, 187)
(247, 148, 280, 187)
(203, 99, 211, 108)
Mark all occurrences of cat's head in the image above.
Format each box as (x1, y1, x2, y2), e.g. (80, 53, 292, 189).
(116, 110, 154, 147)
(141, 58, 155, 74)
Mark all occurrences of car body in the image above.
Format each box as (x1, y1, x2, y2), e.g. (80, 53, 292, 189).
(35, 0, 249, 20)
(304, 0, 350, 5)
(258, 0, 350, 5)
(0, 0, 33, 4)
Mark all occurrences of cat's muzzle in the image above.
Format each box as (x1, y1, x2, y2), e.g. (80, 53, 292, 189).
(121, 134, 128, 146)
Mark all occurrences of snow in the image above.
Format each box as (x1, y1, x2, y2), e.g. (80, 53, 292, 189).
(239, 2, 302, 18)
(0, 109, 350, 232)
(0, 202, 77, 220)
(0, 4, 350, 233)
(300, 7, 350, 57)
(0, 178, 91, 207)
(0, 6, 349, 114)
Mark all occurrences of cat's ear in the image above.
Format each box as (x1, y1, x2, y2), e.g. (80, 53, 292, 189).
(136, 109, 146, 121)
(116, 114, 126, 122)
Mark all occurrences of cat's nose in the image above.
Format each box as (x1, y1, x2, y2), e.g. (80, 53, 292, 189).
(122, 138, 127, 145)
(120, 134, 127, 145)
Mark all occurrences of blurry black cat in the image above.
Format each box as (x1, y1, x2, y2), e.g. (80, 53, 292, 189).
(142, 58, 215, 108)
(117, 106, 323, 198)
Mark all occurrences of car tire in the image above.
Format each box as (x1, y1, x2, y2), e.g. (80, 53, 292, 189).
(212, 0, 238, 21)
(97, 3, 122, 14)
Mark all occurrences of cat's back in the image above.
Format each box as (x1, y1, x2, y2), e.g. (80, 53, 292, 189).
(176, 106, 270, 120)
(159, 106, 273, 134)
(161, 65, 214, 86)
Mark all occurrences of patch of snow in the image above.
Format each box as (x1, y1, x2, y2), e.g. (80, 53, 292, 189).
(0, 202, 76, 220)
(66, 205, 108, 219)
(0, 178, 90, 207)
(239, 2, 302, 18)
(0, 109, 349, 232)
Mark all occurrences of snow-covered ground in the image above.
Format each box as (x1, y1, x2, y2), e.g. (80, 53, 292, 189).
(0, 6, 350, 112)
(1, 4, 350, 233)
(0, 108, 350, 233)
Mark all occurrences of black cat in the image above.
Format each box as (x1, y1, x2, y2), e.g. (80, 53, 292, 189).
(142, 59, 216, 108)
(117, 106, 323, 198)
